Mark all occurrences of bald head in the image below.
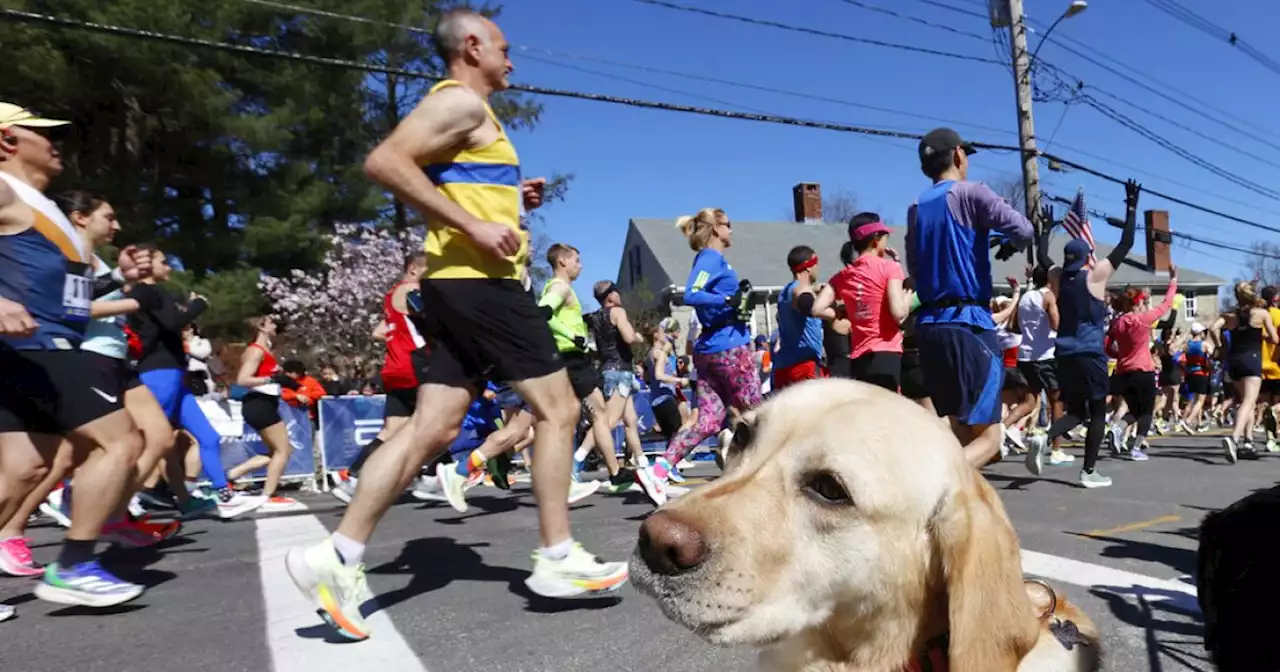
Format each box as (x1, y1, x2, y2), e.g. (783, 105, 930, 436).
(434, 9, 492, 61)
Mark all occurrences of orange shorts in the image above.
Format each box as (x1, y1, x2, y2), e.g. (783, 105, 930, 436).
(772, 360, 827, 391)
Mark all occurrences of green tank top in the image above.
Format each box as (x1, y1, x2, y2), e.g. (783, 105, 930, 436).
(542, 278, 587, 353)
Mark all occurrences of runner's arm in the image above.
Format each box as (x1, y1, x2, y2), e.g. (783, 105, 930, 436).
(1262, 309, 1279, 345)
(611, 306, 643, 345)
(1138, 273, 1178, 325)
(1209, 317, 1227, 349)
(363, 86, 491, 234)
(651, 347, 686, 386)
(683, 256, 727, 307)
(537, 280, 576, 342)
(1043, 287, 1061, 331)
(807, 284, 837, 320)
(127, 285, 207, 332)
(90, 298, 140, 318)
(372, 320, 388, 342)
(968, 183, 1033, 247)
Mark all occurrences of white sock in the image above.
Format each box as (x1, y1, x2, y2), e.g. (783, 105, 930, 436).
(573, 445, 591, 462)
(539, 537, 573, 561)
(331, 532, 365, 567)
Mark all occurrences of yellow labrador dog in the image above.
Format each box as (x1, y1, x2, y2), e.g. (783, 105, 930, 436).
(632, 379, 1099, 672)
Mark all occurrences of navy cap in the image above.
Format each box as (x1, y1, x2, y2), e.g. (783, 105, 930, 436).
(1062, 238, 1092, 272)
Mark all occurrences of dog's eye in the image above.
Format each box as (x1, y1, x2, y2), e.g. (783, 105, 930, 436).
(804, 472, 852, 505)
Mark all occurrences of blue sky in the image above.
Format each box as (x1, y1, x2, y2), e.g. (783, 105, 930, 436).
(495, 0, 1280, 309)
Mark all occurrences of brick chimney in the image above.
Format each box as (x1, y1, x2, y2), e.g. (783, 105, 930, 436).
(793, 183, 822, 223)
(1144, 210, 1172, 273)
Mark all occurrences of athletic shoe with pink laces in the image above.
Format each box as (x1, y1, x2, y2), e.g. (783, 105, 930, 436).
(0, 537, 44, 577)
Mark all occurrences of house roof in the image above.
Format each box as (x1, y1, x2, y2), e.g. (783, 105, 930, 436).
(628, 218, 1226, 294)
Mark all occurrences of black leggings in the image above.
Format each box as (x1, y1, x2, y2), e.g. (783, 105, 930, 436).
(651, 396, 682, 443)
(1113, 370, 1157, 442)
(1046, 397, 1108, 473)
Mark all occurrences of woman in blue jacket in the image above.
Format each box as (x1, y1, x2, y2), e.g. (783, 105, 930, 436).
(654, 208, 761, 483)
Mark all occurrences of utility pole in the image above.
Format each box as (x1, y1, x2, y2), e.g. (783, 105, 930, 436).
(1007, 0, 1041, 264)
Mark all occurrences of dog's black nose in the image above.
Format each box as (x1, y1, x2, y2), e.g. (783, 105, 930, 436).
(638, 510, 707, 574)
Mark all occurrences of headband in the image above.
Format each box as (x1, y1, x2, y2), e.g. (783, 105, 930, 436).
(791, 255, 818, 273)
(594, 281, 619, 303)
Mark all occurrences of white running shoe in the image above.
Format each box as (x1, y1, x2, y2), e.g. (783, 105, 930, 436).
(1223, 437, 1238, 465)
(438, 467, 470, 513)
(411, 474, 449, 503)
(567, 480, 600, 505)
(1024, 434, 1047, 476)
(127, 495, 146, 519)
(634, 467, 667, 507)
(331, 475, 356, 505)
(39, 489, 71, 528)
(1048, 450, 1075, 465)
(524, 543, 628, 599)
(217, 492, 268, 519)
(1005, 426, 1026, 453)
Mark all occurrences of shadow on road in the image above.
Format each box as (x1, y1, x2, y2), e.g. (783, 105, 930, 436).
(1089, 586, 1208, 672)
(363, 536, 619, 617)
(1072, 533, 1198, 576)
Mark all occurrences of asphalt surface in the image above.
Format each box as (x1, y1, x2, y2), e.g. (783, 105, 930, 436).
(1, 429, 1271, 672)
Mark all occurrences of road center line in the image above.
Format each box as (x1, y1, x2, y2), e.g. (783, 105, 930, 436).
(1021, 549, 1200, 613)
(1081, 514, 1182, 538)
(255, 510, 428, 672)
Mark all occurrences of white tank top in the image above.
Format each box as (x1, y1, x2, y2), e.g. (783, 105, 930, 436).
(1017, 287, 1057, 362)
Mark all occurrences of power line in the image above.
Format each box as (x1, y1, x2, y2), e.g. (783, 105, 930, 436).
(628, 0, 1003, 65)
(1139, 0, 1280, 78)
(1086, 85, 1280, 172)
(905, 0, 988, 19)
(518, 46, 1017, 137)
(1029, 21, 1279, 149)
(1079, 96, 1280, 202)
(834, 0, 989, 41)
(1046, 193, 1280, 259)
(6, 7, 1280, 241)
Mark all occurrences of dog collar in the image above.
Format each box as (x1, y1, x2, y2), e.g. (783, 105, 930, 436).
(901, 633, 949, 672)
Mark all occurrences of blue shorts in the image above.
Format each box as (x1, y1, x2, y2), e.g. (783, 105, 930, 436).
(915, 322, 1003, 425)
(602, 369, 642, 398)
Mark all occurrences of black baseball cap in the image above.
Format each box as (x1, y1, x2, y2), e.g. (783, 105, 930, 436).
(918, 127, 977, 166)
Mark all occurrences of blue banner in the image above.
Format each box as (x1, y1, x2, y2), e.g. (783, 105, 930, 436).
(217, 401, 315, 481)
(319, 396, 387, 471)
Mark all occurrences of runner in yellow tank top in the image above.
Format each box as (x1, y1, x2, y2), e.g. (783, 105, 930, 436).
(283, 9, 627, 643)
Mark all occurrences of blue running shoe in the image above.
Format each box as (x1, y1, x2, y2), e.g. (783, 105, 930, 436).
(34, 560, 144, 608)
(656, 457, 686, 484)
(571, 455, 585, 483)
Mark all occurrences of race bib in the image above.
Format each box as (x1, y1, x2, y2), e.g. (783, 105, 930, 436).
(63, 262, 92, 320)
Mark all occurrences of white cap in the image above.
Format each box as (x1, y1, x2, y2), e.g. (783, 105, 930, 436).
(1191, 321, 1206, 334)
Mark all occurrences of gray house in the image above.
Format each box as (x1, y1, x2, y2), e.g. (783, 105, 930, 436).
(615, 183, 1226, 346)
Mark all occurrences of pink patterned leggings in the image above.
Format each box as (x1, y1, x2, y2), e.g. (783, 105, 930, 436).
(663, 344, 762, 464)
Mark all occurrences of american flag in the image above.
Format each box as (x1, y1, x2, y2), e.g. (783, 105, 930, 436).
(1061, 187, 1097, 264)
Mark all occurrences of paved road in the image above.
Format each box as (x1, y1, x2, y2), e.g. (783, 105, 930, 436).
(1, 431, 1267, 672)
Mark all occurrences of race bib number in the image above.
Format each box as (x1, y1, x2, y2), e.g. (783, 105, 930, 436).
(63, 262, 92, 320)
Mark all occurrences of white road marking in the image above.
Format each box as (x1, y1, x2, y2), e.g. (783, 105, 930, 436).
(256, 509, 428, 672)
(1021, 550, 1201, 613)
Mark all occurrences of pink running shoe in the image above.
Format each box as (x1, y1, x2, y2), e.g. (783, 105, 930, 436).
(0, 537, 43, 577)
(101, 520, 165, 549)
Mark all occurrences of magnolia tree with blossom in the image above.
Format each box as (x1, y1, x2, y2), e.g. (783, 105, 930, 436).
(261, 223, 423, 369)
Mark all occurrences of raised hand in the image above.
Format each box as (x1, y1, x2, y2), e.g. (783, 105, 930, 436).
(1125, 179, 1142, 210)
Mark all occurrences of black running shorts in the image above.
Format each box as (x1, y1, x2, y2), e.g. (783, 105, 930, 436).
(899, 351, 929, 400)
(1017, 359, 1060, 394)
(383, 387, 419, 418)
(418, 278, 563, 388)
(241, 391, 283, 431)
(0, 347, 126, 435)
(1187, 374, 1210, 396)
(563, 352, 602, 400)
(850, 351, 902, 393)
(84, 351, 143, 392)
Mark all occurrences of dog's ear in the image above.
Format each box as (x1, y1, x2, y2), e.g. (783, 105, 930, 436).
(931, 469, 1039, 671)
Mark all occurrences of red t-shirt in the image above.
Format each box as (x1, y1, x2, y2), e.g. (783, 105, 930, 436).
(829, 255, 906, 360)
(1106, 278, 1177, 374)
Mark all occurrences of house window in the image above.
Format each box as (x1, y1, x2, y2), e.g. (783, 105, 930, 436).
(1184, 293, 1198, 319)
(631, 247, 643, 283)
